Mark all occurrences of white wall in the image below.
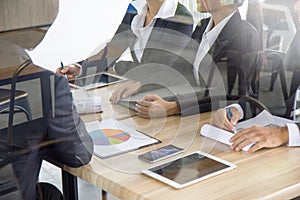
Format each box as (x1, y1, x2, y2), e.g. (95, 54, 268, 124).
(0, 0, 59, 32)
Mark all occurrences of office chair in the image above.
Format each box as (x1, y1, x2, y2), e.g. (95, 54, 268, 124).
(290, 68, 300, 97)
(264, 50, 288, 101)
(261, 2, 296, 101)
(0, 88, 32, 121)
(237, 95, 270, 119)
(0, 39, 33, 122)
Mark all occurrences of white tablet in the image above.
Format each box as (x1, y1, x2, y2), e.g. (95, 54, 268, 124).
(141, 151, 236, 189)
(69, 72, 126, 90)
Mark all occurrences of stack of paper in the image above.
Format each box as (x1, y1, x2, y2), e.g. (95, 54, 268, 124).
(73, 96, 102, 114)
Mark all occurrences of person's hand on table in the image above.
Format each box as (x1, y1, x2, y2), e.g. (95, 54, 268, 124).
(110, 81, 142, 103)
(229, 126, 289, 153)
(135, 94, 180, 119)
(56, 64, 81, 80)
(211, 107, 241, 133)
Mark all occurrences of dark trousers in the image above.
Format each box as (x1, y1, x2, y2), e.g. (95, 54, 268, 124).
(36, 182, 63, 200)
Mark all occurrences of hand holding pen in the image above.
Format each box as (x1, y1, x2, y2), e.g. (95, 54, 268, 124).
(226, 107, 238, 133)
(211, 107, 241, 133)
(56, 61, 80, 81)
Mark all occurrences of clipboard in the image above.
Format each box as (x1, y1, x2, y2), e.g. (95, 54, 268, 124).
(85, 118, 160, 158)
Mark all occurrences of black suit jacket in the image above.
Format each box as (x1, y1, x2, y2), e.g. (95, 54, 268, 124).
(104, 2, 194, 78)
(175, 11, 261, 116)
(0, 69, 93, 199)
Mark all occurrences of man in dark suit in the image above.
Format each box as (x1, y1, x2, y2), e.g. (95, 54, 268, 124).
(210, 0, 300, 153)
(0, 63, 93, 199)
(211, 86, 300, 153)
(132, 0, 261, 118)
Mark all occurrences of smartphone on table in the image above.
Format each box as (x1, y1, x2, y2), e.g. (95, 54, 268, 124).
(138, 144, 184, 163)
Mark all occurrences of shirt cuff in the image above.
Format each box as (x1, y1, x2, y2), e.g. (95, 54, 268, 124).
(286, 123, 300, 146)
(225, 103, 244, 120)
(74, 63, 82, 77)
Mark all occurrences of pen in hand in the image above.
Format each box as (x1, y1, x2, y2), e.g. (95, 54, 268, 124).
(60, 61, 68, 79)
(226, 107, 237, 133)
(60, 60, 65, 72)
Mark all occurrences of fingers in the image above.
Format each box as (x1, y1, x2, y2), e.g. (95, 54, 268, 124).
(224, 120, 235, 132)
(135, 100, 152, 118)
(211, 109, 235, 132)
(61, 65, 71, 74)
(230, 128, 252, 143)
(229, 126, 265, 153)
(110, 87, 126, 103)
(135, 103, 151, 118)
(231, 135, 259, 151)
(142, 94, 160, 101)
(229, 107, 241, 126)
(56, 65, 69, 76)
(247, 142, 264, 153)
(110, 82, 141, 104)
(135, 95, 170, 119)
(56, 65, 78, 81)
(137, 99, 152, 107)
(122, 83, 140, 98)
(230, 113, 240, 126)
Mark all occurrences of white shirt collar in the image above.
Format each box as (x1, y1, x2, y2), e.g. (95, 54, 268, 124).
(131, 0, 178, 20)
(204, 11, 236, 36)
(131, 0, 147, 15)
(192, 11, 236, 85)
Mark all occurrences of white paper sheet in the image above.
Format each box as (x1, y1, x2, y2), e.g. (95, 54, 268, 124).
(73, 96, 102, 114)
(85, 118, 159, 158)
(235, 110, 296, 130)
(28, 0, 132, 71)
(200, 110, 296, 151)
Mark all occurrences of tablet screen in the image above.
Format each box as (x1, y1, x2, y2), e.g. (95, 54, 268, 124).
(70, 73, 125, 90)
(142, 151, 236, 188)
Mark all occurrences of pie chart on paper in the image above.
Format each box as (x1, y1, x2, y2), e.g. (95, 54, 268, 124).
(89, 129, 131, 146)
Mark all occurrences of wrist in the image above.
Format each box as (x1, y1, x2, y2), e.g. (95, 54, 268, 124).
(226, 103, 244, 119)
(278, 126, 289, 145)
(167, 101, 180, 116)
(74, 63, 82, 77)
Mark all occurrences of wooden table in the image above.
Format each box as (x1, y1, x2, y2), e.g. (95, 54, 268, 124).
(0, 63, 46, 85)
(63, 86, 300, 200)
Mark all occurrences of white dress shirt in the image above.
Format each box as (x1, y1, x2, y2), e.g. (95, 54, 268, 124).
(130, 0, 178, 62)
(193, 12, 235, 85)
(286, 123, 300, 146)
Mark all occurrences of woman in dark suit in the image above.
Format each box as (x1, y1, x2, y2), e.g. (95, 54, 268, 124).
(57, 0, 194, 81)
(133, 0, 261, 118)
(107, 0, 194, 75)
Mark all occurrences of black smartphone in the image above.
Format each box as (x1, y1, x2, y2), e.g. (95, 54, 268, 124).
(138, 144, 184, 163)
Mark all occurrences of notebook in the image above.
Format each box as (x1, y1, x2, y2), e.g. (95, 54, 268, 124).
(118, 84, 207, 110)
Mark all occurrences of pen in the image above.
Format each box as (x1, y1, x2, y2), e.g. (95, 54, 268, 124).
(61, 61, 68, 78)
(60, 61, 64, 71)
(226, 107, 236, 133)
(226, 107, 233, 120)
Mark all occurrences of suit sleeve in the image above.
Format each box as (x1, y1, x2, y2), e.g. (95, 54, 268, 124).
(113, 6, 194, 77)
(45, 75, 93, 168)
